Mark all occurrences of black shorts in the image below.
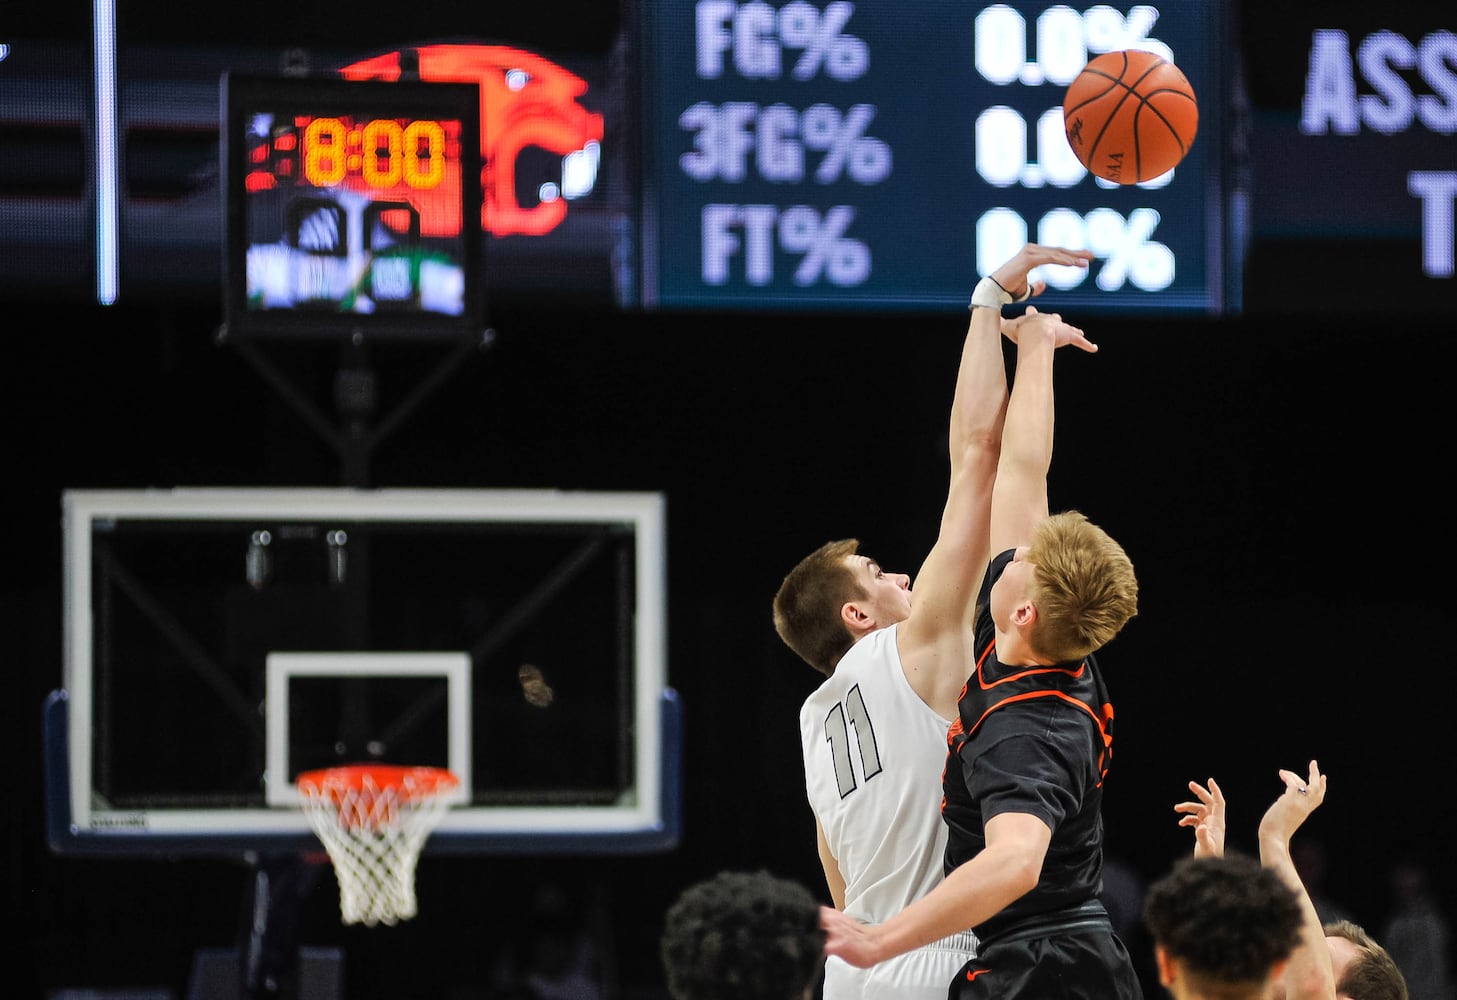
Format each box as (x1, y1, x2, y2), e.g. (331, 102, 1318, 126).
(949, 921, 1143, 1000)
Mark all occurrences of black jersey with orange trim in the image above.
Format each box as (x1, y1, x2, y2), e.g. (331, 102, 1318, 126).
(940, 548, 1116, 942)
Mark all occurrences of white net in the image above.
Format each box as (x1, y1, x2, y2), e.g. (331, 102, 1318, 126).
(297, 766, 457, 927)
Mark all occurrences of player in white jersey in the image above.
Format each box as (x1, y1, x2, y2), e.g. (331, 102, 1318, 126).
(800, 624, 976, 999)
(775, 244, 1098, 1000)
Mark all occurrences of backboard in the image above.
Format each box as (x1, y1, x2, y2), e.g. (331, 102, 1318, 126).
(47, 487, 679, 856)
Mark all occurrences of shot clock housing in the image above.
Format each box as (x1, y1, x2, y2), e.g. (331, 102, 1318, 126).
(221, 73, 484, 341)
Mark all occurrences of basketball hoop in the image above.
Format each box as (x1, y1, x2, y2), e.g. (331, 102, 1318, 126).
(296, 764, 458, 927)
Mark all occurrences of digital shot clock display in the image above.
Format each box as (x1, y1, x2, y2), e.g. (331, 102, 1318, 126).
(222, 74, 483, 340)
(253, 114, 453, 194)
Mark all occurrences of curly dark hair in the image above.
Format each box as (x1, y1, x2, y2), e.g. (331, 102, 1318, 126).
(660, 870, 826, 1000)
(1143, 854, 1304, 987)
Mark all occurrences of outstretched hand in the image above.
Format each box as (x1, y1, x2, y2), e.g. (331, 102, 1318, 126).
(1258, 760, 1326, 846)
(1175, 777, 1226, 858)
(820, 905, 878, 969)
(1002, 306, 1098, 353)
(989, 243, 1095, 301)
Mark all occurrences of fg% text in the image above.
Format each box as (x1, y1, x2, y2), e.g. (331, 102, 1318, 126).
(702, 204, 870, 287)
(979, 206, 1175, 293)
(680, 102, 892, 184)
(696, 0, 869, 82)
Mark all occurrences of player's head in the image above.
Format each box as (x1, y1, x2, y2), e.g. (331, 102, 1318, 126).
(1143, 854, 1305, 999)
(1322, 920, 1408, 1000)
(992, 510, 1138, 665)
(660, 869, 826, 1000)
(773, 539, 911, 676)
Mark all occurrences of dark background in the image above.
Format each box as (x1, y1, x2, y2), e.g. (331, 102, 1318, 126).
(11, 291, 1457, 999)
(7, 1, 1457, 998)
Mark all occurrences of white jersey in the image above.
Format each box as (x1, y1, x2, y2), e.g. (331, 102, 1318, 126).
(800, 624, 978, 1000)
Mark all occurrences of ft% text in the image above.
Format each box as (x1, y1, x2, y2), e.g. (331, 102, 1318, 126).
(702, 204, 870, 287)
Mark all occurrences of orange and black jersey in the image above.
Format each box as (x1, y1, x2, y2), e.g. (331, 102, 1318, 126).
(940, 548, 1117, 943)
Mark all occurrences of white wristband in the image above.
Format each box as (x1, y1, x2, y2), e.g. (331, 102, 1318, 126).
(968, 276, 1031, 310)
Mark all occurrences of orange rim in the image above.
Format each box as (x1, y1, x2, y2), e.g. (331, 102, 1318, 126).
(295, 764, 459, 804)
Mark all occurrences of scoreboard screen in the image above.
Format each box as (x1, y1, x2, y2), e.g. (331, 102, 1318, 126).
(637, 1, 1234, 314)
(18, 1, 1447, 318)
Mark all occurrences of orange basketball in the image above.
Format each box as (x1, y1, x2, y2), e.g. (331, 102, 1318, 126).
(1063, 49, 1198, 185)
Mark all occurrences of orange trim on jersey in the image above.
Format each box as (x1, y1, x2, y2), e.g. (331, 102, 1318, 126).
(955, 638, 1115, 783)
(974, 639, 1086, 690)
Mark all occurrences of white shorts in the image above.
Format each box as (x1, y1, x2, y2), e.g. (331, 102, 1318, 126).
(821, 929, 979, 1000)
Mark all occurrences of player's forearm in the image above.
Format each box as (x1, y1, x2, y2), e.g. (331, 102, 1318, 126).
(999, 331, 1056, 477)
(1259, 835, 1337, 1000)
(864, 849, 1035, 963)
(948, 307, 1010, 463)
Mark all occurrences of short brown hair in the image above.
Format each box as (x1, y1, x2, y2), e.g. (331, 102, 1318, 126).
(1025, 510, 1138, 664)
(773, 539, 864, 677)
(1324, 920, 1409, 1000)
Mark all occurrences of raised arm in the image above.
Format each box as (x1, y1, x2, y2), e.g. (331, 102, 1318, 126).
(900, 245, 1092, 713)
(986, 253, 1095, 557)
(1258, 761, 1337, 1000)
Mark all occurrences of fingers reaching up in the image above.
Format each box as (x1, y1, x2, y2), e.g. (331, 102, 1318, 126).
(1259, 760, 1326, 843)
(1175, 777, 1226, 858)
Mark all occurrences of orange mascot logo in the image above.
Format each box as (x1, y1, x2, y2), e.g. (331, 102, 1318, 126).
(340, 44, 605, 237)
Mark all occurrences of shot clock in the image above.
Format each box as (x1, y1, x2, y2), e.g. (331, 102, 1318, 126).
(288, 116, 452, 193)
(221, 73, 483, 340)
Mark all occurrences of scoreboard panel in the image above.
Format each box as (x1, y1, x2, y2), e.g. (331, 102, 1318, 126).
(638, 1, 1233, 314)
(1238, 4, 1456, 315)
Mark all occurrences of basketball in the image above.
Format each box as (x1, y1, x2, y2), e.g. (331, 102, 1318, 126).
(1063, 49, 1198, 185)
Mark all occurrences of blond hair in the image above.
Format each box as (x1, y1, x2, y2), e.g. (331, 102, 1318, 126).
(1026, 510, 1138, 664)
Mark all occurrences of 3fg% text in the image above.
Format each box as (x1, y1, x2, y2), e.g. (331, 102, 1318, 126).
(680, 101, 891, 185)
